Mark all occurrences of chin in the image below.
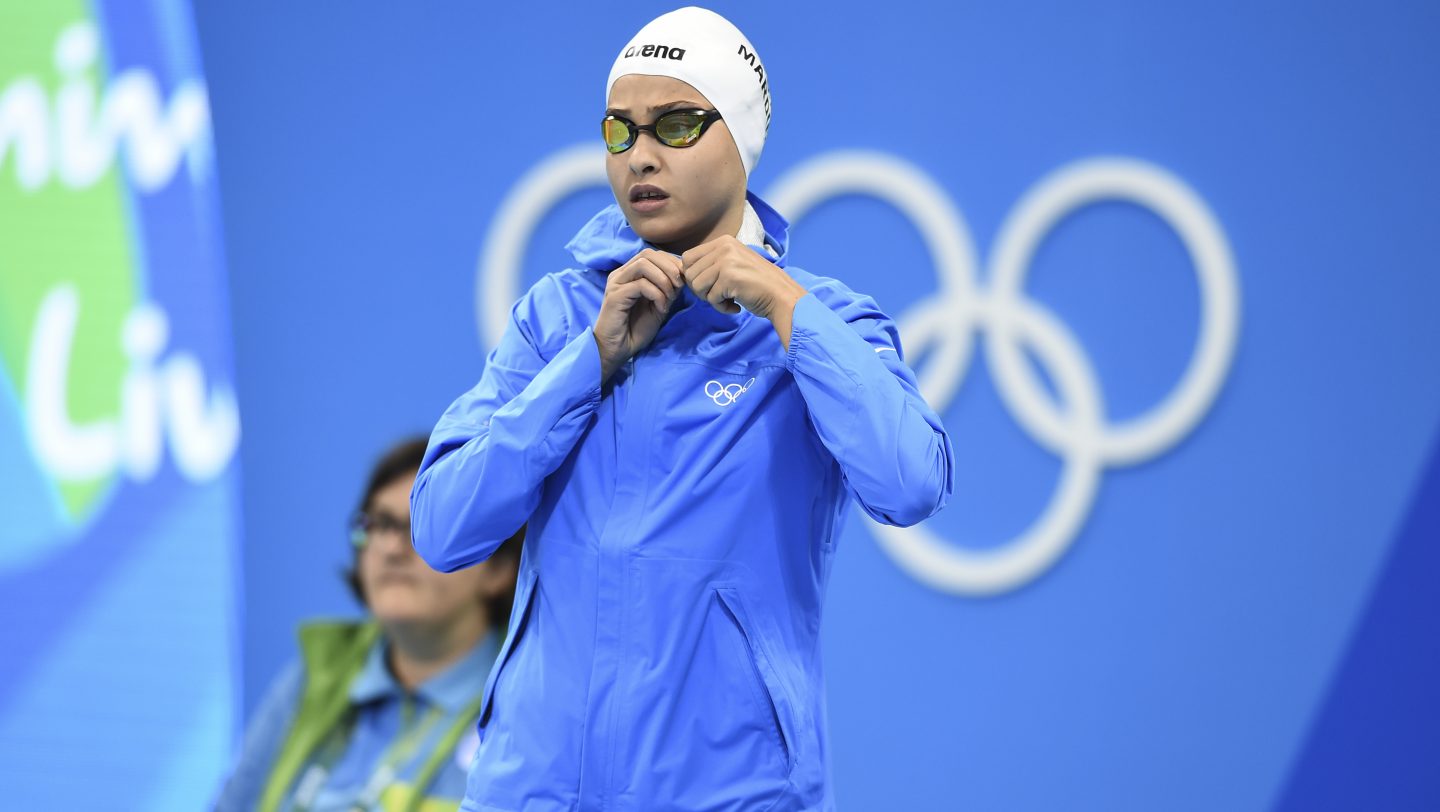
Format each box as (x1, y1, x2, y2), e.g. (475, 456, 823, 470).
(632, 224, 679, 247)
(374, 611, 441, 632)
(624, 211, 672, 240)
(630, 219, 700, 252)
(369, 596, 426, 623)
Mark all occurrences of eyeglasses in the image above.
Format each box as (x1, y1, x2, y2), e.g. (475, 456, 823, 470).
(348, 510, 410, 549)
(602, 109, 723, 154)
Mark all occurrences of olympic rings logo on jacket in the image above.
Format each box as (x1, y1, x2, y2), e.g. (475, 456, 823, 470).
(704, 378, 755, 407)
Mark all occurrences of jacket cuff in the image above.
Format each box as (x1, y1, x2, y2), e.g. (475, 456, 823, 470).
(549, 326, 604, 408)
(785, 293, 863, 388)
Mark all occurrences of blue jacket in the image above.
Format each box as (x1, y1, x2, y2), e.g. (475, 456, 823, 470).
(412, 193, 954, 812)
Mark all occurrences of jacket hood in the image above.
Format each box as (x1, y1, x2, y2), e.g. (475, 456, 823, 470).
(565, 190, 790, 271)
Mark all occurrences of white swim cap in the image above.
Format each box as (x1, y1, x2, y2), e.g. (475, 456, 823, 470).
(606, 6, 771, 175)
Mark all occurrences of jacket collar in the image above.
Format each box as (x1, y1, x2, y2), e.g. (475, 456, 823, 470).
(564, 190, 790, 271)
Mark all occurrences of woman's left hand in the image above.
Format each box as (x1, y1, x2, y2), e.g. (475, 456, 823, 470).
(681, 235, 808, 346)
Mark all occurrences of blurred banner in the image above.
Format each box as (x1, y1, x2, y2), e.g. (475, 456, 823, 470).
(0, 0, 240, 808)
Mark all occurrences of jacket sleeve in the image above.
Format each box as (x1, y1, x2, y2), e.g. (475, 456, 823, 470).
(411, 276, 603, 572)
(784, 289, 954, 527)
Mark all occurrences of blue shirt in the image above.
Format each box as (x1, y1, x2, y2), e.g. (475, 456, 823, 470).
(215, 629, 500, 812)
(412, 192, 954, 811)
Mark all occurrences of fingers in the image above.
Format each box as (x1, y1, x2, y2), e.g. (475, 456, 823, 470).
(681, 252, 739, 313)
(611, 277, 670, 314)
(647, 250, 684, 285)
(679, 236, 745, 289)
(593, 251, 686, 379)
(681, 252, 718, 299)
(611, 263, 674, 302)
(609, 239, 758, 318)
(683, 258, 742, 315)
(613, 250, 682, 297)
(679, 234, 739, 268)
(709, 289, 742, 315)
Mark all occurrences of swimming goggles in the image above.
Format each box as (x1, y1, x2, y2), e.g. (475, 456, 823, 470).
(602, 109, 723, 154)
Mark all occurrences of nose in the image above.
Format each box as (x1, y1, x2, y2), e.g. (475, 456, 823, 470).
(627, 132, 662, 177)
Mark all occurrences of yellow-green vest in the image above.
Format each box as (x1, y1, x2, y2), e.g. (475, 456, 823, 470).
(257, 621, 476, 812)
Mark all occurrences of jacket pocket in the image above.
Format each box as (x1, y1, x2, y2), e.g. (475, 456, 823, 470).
(715, 586, 793, 773)
(478, 568, 538, 736)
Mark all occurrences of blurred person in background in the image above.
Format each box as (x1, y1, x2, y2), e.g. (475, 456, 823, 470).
(216, 438, 522, 812)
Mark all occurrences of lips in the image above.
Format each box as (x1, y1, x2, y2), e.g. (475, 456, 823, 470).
(629, 184, 670, 214)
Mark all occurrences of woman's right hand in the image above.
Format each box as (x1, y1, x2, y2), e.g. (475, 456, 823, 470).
(593, 249, 684, 383)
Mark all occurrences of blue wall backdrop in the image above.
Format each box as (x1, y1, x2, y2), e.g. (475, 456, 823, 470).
(2, 0, 1436, 809)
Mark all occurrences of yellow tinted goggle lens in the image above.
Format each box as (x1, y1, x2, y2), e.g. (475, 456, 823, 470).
(655, 112, 704, 145)
(603, 118, 633, 153)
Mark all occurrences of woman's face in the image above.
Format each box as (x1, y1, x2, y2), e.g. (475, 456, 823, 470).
(357, 472, 501, 630)
(606, 74, 748, 254)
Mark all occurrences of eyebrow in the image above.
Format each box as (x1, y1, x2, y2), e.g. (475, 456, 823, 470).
(606, 99, 706, 117)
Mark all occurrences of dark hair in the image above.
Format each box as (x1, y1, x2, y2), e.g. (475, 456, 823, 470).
(344, 436, 523, 631)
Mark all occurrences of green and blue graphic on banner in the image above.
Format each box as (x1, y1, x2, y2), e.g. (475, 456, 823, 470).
(0, 2, 240, 808)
